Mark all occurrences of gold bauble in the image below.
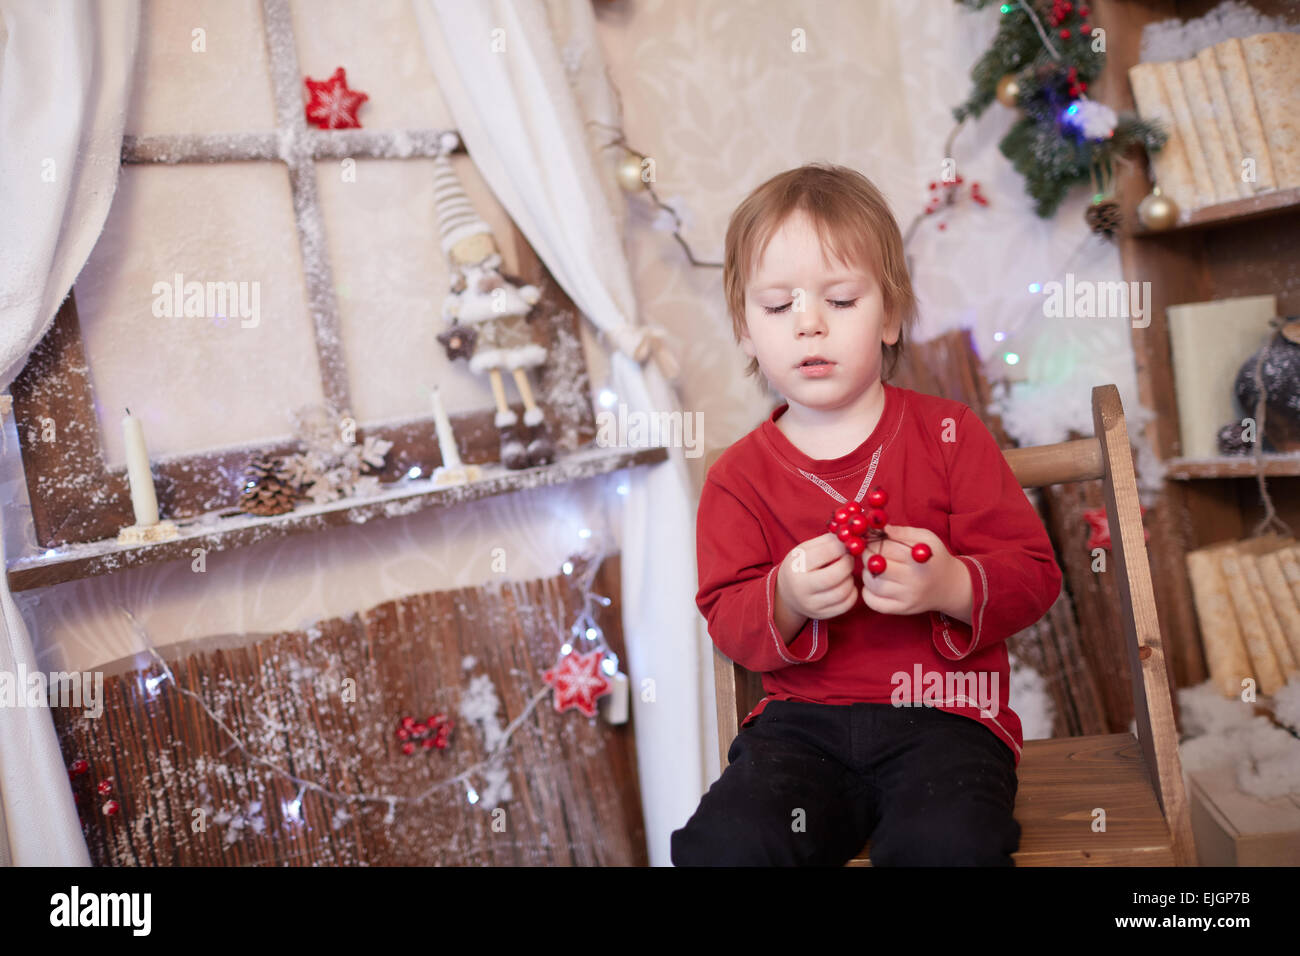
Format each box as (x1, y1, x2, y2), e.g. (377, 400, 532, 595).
(995, 74, 1022, 108)
(1137, 186, 1179, 231)
(616, 152, 648, 192)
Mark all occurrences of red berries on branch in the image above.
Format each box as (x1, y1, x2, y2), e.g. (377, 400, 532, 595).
(825, 488, 932, 576)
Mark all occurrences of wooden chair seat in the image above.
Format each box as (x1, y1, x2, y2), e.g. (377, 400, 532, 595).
(845, 734, 1176, 866)
(707, 385, 1198, 866)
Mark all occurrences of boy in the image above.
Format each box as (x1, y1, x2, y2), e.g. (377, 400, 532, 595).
(671, 163, 1063, 866)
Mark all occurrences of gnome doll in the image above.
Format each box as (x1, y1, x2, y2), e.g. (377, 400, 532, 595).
(432, 132, 555, 469)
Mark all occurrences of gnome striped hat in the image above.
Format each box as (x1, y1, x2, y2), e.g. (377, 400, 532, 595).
(433, 131, 494, 256)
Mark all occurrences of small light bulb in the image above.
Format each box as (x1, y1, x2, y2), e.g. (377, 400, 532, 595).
(561, 561, 573, 575)
(586, 627, 599, 640)
(1028, 283, 1041, 294)
(467, 787, 479, 805)
(578, 528, 591, 539)
(993, 331, 1005, 342)
(598, 389, 617, 408)
(561, 643, 572, 655)
(406, 466, 422, 479)
(1005, 352, 1020, 366)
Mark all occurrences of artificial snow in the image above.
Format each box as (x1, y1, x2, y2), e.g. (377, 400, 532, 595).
(1177, 678, 1300, 801)
(1140, 0, 1300, 63)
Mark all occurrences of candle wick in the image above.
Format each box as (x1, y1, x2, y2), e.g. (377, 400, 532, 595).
(126, 407, 131, 415)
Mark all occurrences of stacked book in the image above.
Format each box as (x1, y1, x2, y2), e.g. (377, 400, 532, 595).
(1128, 31, 1300, 216)
(1186, 534, 1300, 698)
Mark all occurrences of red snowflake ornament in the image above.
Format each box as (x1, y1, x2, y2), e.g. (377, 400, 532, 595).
(1083, 505, 1149, 551)
(304, 67, 368, 130)
(542, 649, 612, 717)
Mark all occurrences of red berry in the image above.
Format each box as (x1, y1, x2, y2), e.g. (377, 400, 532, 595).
(844, 502, 862, 515)
(103, 800, 120, 816)
(912, 543, 932, 563)
(827, 520, 839, 533)
(924, 207, 934, 215)
(396, 727, 410, 740)
(955, 175, 963, 184)
(434, 737, 448, 749)
(1081, 23, 1091, 35)
(846, 538, 865, 556)
(1062, 1, 1072, 12)
(1080, 6, 1090, 16)
(867, 508, 887, 529)
(401, 716, 415, 729)
(834, 507, 849, 524)
(401, 742, 415, 755)
(928, 181, 937, 190)
(837, 526, 854, 542)
(866, 554, 887, 576)
(71, 759, 89, 776)
(1079, 81, 1088, 91)
(938, 223, 947, 231)
(413, 722, 427, 735)
(847, 515, 867, 535)
(97, 780, 112, 796)
(422, 737, 436, 749)
(867, 488, 887, 508)
(1060, 29, 1070, 39)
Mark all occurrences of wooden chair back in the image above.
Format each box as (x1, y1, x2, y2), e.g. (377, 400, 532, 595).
(705, 384, 1196, 865)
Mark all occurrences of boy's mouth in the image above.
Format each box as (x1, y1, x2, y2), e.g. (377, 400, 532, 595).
(797, 356, 833, 368)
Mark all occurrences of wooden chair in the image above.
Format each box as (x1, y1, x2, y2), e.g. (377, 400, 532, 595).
(709, 384, 1197, 865)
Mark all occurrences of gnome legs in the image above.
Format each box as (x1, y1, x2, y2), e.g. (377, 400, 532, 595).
(487, 366, 555, 469)
(512, 367, 555, 466)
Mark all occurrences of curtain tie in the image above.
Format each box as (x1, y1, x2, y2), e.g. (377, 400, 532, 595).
(609, 324, 681, 382)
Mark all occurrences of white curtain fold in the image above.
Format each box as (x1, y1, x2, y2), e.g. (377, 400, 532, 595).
(0, 0, 141, 865)
(415, 0, 705, 865)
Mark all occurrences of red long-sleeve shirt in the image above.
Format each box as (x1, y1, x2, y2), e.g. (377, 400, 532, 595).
(695, 382, 1063, 765)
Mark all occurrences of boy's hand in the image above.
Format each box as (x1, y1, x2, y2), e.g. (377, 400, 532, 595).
(777, 532, 858, 622)
(860, 524, 965, 617)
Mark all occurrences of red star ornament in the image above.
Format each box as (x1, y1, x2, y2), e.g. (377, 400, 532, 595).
(1083, 504, 1149, 551)
(542, 648, 612, 717)
(304, 67, 368, 130)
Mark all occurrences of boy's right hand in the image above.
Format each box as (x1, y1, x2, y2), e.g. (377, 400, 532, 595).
(776, 532, 858, 622)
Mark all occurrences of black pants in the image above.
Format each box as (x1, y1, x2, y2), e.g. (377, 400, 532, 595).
(671, 699, 1020, 866)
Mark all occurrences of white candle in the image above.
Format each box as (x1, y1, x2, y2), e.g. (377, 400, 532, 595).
(430, 386, 463, 470)
(122, 408, 160, 526)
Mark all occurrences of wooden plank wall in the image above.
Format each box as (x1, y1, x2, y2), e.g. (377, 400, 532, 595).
(53, 553, 647, 865)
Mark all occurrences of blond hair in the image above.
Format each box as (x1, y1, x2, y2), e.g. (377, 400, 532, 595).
(723, 162, 917, 382)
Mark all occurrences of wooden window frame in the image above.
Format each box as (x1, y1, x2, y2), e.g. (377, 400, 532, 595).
(9, 0, 595, 548)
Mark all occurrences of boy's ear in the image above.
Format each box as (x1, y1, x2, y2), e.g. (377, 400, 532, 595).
(882, 309, 902, 347)
(740, 330, 756, 359)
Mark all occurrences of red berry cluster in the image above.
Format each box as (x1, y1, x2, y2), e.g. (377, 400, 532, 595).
(395, 713, 453, 755)
(1048, 2, 1093, 42)
(826, 488, 933, 577)
(67, 758, 119, 820)
(1066, 65, 1088, 98)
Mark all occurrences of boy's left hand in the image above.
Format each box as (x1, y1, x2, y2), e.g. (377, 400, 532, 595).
(860, 524, 963, 617)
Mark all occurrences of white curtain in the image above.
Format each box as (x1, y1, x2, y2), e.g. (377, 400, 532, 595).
(0, 0, 141, 864)
(414, 0, 704, 866)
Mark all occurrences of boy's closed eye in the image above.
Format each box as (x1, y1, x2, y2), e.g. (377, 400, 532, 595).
(762, 299, 859, 314)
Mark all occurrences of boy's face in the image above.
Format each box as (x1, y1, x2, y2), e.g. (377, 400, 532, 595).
(740, 210, 900, 410)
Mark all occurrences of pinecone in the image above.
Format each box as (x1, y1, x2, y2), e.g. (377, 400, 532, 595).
(1085, 198, 1122, 239)
(239, 454, 300, 516)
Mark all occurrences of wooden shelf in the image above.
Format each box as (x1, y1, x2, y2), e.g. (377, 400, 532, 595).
(1165, 453, 1300, 480)
(1129, 186, 1300, 237)
(5, 444, 668, 592)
